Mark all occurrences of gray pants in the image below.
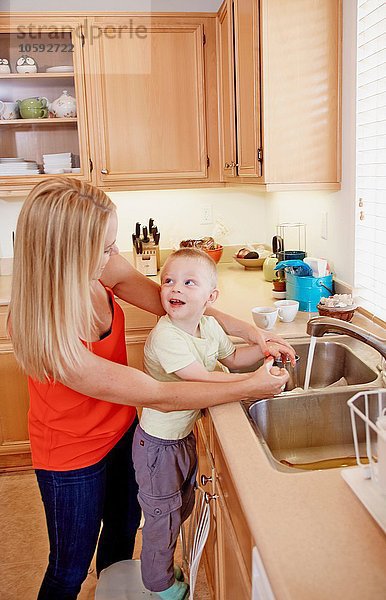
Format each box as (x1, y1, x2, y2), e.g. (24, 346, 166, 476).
(132, 425, 197, 592)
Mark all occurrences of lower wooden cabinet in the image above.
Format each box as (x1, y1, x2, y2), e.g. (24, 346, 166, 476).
(196, 412, 253, 599)
(0, 344, 31, 470)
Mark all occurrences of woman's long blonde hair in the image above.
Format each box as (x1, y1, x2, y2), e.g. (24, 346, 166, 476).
(8, 177, 115, 382)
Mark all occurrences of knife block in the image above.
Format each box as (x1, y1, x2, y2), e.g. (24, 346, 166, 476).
(133, 245, 157, 276)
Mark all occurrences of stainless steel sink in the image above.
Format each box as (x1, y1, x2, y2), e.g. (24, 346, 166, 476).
(245, 389, 370, 473)
(239, 336, 384, 473)
(234, 337, 380, 391)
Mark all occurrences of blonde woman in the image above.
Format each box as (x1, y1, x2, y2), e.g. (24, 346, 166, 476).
(8, 177, 292, 600)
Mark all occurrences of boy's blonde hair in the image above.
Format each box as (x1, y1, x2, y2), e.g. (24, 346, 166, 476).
(162, 248, 218, 289)
(8, 177, 115, 382)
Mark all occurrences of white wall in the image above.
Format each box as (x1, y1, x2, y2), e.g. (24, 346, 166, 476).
(0, 0, 357, 283)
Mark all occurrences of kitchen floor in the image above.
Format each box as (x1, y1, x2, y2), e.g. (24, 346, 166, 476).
(0, 471, 210, 600)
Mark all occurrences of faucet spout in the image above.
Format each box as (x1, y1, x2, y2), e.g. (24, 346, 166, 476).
(307, 316, 386, 360)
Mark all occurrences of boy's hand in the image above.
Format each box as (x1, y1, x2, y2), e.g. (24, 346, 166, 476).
(264, 341, 295, 365)
(249, 328, 296, 366)
(247, 357, 289, 398)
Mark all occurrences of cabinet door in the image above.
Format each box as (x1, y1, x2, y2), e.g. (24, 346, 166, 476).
(233, 0, 262, 178)
(195, 419, 218, 600)
(217, 491, 252, 599)
(87, 18, 208, 186)
(217, 0, 237, 180)
(260, 0, 342, 184)
(0, 16, 91, 193)
(0, 346, 31, 470)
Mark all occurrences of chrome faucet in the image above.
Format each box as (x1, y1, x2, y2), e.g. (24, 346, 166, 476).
(307, 316, 386, 360)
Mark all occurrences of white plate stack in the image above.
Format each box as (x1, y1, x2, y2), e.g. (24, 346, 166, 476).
(43, 153, 72, 174)
(0, 158, 40, 176)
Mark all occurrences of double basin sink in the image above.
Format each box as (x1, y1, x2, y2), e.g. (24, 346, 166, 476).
(237, 337, 383, 473)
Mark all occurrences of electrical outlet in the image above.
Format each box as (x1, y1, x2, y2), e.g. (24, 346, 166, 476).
(321, 211, 328, 240)
(200, 204, 213, 225)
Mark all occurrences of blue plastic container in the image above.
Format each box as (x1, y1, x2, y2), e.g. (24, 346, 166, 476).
(286, 272, 334, 312)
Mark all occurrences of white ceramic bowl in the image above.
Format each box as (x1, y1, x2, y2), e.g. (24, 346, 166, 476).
(272, 290, 286, 299)
(233, 255, 265, 269)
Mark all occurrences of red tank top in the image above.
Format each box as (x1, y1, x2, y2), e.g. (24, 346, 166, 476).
(28, 287, 136, 470)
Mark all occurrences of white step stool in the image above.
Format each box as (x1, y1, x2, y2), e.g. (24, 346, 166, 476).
(95, 559, 156, 599)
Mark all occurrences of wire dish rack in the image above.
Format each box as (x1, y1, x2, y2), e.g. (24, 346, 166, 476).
(341, 388, 386, 532)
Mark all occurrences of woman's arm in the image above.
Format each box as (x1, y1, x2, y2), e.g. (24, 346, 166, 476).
(100, 253, 164, 316)
(61, 346, 288, 412)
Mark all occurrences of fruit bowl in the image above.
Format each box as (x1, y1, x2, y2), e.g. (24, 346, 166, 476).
(202, 246, 223, 264)
(233, 255, 265, 269)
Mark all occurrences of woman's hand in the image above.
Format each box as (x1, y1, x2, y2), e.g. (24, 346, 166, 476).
(246, 358, 289, 399)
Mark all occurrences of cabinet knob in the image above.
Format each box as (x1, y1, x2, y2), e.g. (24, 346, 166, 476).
(224, 161, 238, 170)
(200, 474, 212, 486)
(204, 492, 218, 504)
(101, 169, 108, 175)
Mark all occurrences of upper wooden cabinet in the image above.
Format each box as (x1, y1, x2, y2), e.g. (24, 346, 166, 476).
(0, 15, 91, 194)
(217, 0, 342, 190)
(85, 15, 220, 189)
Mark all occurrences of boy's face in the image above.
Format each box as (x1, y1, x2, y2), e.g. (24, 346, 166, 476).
(160, 257, 218, 324)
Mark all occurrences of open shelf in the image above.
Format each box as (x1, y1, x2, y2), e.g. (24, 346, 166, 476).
(0, 118, 77, 125)
(0, 72, 74, 79)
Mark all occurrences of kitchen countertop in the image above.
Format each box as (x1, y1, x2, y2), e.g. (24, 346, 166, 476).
(212, 264, 386, 599)
(1, 258, 386, 597)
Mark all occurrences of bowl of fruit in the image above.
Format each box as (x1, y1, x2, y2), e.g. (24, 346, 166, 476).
(179, 237, 223, 263)
(233, 246, 269, 269)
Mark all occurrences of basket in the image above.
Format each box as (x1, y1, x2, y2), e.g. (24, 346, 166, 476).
(317, 303, 356, 322)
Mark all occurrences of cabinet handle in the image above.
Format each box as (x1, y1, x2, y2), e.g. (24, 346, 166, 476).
(101, 168, 108, 175)
(204, 491, 218, 504)
(200, 474, 213, 486)
(224, 161, 238, 169)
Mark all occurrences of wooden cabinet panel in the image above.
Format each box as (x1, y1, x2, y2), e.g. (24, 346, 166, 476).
(261, 0, 341, 184)
(213, 429, 253, 575)
(0, 305, 8, 340)
(217, 0, 342, 189)
(0, 346, 31, 469)
(86, 16, 220, 187)
(217, 0, 237, 180)
(195, 420, 218, 599)
(196, 416, 253, 599)
(233, 0, 262, 178)
(217, 493, 252, 599)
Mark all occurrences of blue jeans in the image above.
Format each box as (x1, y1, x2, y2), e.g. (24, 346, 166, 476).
(35, 418, 141, 600)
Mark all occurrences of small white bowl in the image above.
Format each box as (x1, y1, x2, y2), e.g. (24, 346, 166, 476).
(272, 290, 286, 299)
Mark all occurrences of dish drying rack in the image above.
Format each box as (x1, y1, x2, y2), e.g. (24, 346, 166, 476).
(341, 388, 386, 532)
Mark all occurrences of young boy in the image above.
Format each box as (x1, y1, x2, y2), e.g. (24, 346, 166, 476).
(132, 248, 287, 600)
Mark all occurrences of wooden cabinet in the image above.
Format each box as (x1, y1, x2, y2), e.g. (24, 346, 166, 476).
(0, 300, 156, 471)
(218, 0, 342, 190)
(196, 412, 254, 599)
(85, 15, 220, 189)
(0, 15, 91, 194)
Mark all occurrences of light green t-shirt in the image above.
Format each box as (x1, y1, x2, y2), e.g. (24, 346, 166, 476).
(141, 315, 235, 440)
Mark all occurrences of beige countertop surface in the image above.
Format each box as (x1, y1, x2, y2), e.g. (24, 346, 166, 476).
(2, 258, 386, 598)
(212, 264, 386, 599)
